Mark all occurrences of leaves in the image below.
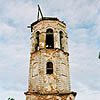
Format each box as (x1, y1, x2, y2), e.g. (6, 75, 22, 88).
(99, 52, 100, 59)
(8, 97, 15, 100)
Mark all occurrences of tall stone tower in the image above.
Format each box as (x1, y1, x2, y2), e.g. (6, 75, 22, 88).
(25, 6, 77, 100)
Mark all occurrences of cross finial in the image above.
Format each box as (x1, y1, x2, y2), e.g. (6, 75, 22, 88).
(37, 4, 43, 20)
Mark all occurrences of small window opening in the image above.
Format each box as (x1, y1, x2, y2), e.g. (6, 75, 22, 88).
(35, 31, 39, 50)
(46, 62, 53, 74)
(60, 31, 63, 49)
(46, 29, 54, 49)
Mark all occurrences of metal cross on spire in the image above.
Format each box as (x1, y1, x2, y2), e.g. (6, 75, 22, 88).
(37, 4, 43, 20)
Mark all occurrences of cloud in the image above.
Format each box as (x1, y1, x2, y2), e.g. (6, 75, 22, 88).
(0, 41, 29, 90)
(76, 91, 100, 100)
(37, 0, 100, 28)
(0, 0, 37, 25)
(69, 40, 100, 91)
(0, 90, 25, 100)
(0, 23, 16, 35)
(0, 0, 100, 100)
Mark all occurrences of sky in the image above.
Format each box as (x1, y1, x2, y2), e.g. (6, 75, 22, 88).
(0, 0, 100, 100)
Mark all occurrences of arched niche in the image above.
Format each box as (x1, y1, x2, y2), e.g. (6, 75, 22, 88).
(46, 62, 53, 74)
(59, 31, 64, 50)
(35, 31, 40, 51)
(46, 28, 54, 49)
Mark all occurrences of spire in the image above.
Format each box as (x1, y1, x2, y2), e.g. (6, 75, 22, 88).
(37, 4, 43, 20)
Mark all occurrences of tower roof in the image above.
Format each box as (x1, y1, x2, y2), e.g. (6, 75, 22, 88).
(31, 17, 66, 26)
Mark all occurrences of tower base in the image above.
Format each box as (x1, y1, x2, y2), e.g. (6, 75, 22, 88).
(24, 91, 77, 100)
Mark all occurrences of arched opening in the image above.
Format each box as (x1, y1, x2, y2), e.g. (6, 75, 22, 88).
(35, 31, 39, 50)
(46, 62, 53, 74)
(59, 31, 64, 50)
(46, 28, 54, 49)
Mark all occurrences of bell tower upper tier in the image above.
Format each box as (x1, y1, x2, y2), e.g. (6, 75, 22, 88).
(30, 17, 68, 53)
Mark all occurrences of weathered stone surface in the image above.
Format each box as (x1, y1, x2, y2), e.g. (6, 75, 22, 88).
(30, 20, 68, 53)
(25, 91, 76, 100)
(25, 18, 77, 100)
(29, 49, 70, 93)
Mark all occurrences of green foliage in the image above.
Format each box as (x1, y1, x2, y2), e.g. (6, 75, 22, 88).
(8, 97, 15, 100)
(99, 52, 100, 59)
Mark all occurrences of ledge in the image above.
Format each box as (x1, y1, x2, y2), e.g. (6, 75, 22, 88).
(24, 91, 77, 97)
(30, 48, 69, 56)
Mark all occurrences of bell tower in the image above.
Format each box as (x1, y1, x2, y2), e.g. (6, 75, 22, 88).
(25, 5, 77, 100)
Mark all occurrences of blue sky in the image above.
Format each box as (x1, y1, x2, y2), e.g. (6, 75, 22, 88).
(0, 0, 100, 100)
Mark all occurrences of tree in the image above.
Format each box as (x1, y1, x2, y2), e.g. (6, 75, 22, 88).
(99, 52, 100, 59)
(8, 97, 15, 100)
